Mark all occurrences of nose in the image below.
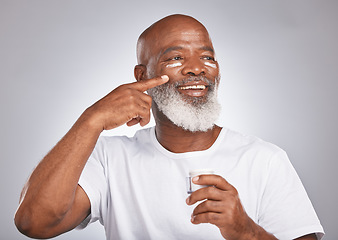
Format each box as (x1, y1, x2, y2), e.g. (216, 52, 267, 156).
(181, 58, 206, 76)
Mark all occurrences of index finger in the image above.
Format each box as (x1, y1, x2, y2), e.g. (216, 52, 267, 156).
(134, 75, 169, 92)
(192, 174, 236, 192)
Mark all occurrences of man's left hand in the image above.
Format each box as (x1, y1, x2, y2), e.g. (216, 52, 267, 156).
(186, 174, 276, 240)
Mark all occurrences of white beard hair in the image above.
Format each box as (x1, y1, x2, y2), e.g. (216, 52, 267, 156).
(148, 77, 221, 132)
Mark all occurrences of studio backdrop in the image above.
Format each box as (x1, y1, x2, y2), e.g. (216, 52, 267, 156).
(1, 0, 337, 239)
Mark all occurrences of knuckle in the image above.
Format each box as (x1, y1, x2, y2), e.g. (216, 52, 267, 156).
(231, 186, 238, 195)
(204, 200, 212, 209)
(127, 93, 136, 102)
(203, 200, 216, 212)
(216, 177, 224, 186)
(205, 186, 215, 195)
(204, 213, 211, 222)
(126, 114, 136, 121)
(230, 191, 239, 201)
(227, 198, 238, 212)
(145, 95, 153, 104)
(139, 105, 150, 115)
(128, 103, 137, 112)
(138, 82, 150, 91)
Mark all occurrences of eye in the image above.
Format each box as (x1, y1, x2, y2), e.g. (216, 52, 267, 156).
(202, 56, 215, 61)
(169, 56, 183, 61)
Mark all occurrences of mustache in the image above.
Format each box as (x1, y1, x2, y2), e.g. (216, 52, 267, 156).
(173, 76, 214, 87)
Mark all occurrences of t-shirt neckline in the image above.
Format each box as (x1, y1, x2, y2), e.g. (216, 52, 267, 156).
(150, 126, 227, 159)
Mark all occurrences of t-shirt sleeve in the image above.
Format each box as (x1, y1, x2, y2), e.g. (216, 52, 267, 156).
(76, 138, 108, 229)
(258, 150, 324, 239)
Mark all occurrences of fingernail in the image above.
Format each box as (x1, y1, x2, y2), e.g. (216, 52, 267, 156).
(191, 215, 195, 223)
(186, 196, 190, 204)
(161, 75, 169, 81)
(192, 176, 199, 183)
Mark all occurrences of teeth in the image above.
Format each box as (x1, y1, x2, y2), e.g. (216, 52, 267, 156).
(178, 85, 206, 90)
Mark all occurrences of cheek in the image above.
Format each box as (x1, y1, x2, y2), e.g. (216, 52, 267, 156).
(159, 64, 181, 78)
(204, 62, 217, 69)
(207, 62, 220, 78)
(165, 62, 182, 68)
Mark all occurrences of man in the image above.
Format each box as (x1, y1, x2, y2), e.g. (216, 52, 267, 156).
(15, 14, 324, 239)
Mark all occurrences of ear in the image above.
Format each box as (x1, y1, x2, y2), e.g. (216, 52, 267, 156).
(134, 64, 146, 82)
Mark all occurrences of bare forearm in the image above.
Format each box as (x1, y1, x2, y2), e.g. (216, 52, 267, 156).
(244, 220, 277, 240)
(15, 76, 168, 236)
(16, 110, 101, 226)
(220, 217, 277, 240)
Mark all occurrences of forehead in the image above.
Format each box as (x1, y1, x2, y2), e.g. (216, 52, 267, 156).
(151, 25, 214, 56)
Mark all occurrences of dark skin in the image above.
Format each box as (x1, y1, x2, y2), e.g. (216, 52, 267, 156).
(135, 15, 316, 240)
(14, 75, 169, 238)
(135, 15, 222, 153)
(14, 14, 317, 240)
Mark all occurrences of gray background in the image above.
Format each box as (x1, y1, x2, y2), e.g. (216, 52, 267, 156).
(1, 0, 337, 239)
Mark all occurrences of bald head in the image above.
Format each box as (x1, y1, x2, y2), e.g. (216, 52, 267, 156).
(134, 15, 221, 131)
(137, 14, 212, 66)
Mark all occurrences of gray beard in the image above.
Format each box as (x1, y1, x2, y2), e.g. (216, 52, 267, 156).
(148, 76, 221, 132)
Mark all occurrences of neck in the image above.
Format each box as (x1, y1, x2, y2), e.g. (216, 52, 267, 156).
(154, 110, 222, 153)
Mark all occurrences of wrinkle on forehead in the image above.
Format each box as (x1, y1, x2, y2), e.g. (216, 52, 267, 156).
(137, 14, 213, 65)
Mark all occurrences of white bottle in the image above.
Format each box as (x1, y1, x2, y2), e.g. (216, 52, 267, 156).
(186, 169, 215, 194)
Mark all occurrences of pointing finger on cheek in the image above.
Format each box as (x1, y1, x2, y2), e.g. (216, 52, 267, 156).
(135, 75, 169, 92)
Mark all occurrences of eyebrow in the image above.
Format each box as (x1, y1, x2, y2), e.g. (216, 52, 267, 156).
(161, 45, 215, 57)
(200, 46, 214, 53)
(162, 46, 183, 56)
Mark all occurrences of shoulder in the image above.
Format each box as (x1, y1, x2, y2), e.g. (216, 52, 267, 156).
(222, 128, 284, 157)
(218, 128, 293, 176)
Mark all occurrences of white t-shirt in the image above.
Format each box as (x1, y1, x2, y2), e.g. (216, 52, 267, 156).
(77, 127, 324, 240)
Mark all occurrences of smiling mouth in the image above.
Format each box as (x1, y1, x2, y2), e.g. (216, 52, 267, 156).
(176, 83, 209, 98)
(178, 85, 207, 90)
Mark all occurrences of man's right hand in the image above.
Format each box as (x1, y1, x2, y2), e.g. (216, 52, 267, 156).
(14, 75, 169, 239)
(84, 75, 169, 132)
